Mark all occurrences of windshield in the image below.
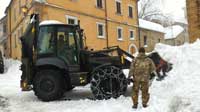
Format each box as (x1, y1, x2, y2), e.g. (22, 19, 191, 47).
(57, 26, 78, 64)
(57, 27, 76, 50)
(37, 26, 55, 54)
(37, 25, 82, 63)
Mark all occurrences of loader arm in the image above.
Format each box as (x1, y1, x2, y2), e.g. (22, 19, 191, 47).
(20, 14, 39, 91)
(89, 46, 135, 69)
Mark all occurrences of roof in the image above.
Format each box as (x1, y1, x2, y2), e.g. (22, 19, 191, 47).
(164, 25, 184, 40)
(39, 20, 65, 26)
(34, 0, 47, 3)
(139, 19, 165, 33)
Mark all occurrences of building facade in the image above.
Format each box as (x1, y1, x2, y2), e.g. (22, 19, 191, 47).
(140, 29, 165, 52)
(165, 32, 186, 46)
(186, 0, 200, 43)
(0, 16, 8, 57)
(164, 25, 185, 46)
(5, 0, 139, 59)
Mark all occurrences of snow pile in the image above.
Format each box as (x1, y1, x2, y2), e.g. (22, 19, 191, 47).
(164, 25, 184, 40)
(0, 40, 200, 112)
(152, 39, 200, 112)
(139, 19, 165, 33)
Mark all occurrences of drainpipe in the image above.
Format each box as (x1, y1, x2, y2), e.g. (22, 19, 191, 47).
(105, 0, 109, 48)
(136, 0, 141, 48)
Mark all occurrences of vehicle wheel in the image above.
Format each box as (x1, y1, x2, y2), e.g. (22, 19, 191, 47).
(33, 69, 65, 101)
(90, 65, 127, 100)
(64, 73, 74, 91)
(66, 86, 75, 91)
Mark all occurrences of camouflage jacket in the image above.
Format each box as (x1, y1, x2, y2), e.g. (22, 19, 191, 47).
(129, 53, 156, 82)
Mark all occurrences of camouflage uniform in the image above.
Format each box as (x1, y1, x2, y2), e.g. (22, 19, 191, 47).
(129, 53, 156, 106)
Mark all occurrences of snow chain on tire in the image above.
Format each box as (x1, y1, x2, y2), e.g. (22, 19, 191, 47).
(90, 65, 127, 100)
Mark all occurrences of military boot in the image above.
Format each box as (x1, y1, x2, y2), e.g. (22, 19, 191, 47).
(143, 104, 148, 108)
(132, 104, 138, 109)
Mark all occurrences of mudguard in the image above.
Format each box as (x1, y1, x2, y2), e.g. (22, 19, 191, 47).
(36, 57, 68, 70)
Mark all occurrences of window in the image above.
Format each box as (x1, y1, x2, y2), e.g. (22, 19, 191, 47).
(68, 19, 76, 25)
(129, 30, 134, 40)
(4, 43, 7, 50)
(19, 0, 21, 14)
(14, 8, 16, 21)
(18, 29, 21, 37)
(56, 27, 78, 64)
(14, 34, 17, 48)
(128, 5, 133, 18)
(97, 23, 105, 38)
(96, 0, 103, 8)
(117, 27, 123, 40)
(116, 0, 121, 14)
(38, 26, 56, 54)
(66, 15, 78, 25)
(158, 38, 161, 43)
(21, 27, 23, 36)
(144, 36, 147, 47)
(3, 24, 6, 33)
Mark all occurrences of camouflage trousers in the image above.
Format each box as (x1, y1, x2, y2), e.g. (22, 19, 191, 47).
(131, 81, 149, 106)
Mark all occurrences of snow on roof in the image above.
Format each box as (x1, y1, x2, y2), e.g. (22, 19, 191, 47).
(139, 19, 164, 33)
(174, 18, 188, 25)
(164, 25, 184, 40)
(39, 20, 65, 26)
(34, 0, 47, 3)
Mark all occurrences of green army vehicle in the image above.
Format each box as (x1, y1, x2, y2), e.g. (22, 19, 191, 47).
(20, 14, 134, 101)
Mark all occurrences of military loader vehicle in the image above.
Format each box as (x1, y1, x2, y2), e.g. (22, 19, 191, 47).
(20, 14, 134, 101)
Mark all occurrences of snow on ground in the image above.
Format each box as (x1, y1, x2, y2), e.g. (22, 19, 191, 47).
(1, 40, 200, 112)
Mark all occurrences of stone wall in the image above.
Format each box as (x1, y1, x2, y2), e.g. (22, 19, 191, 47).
(140, 28, 165, 52)
(186, 0, 200, 42)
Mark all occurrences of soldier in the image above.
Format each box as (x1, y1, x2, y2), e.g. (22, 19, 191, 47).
(58, 34, 65, 49)
(128, 47, 156, 108)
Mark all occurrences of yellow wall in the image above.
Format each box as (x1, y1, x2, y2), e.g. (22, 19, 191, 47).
(43, 0, 139, 52)
(7, 0, 139, 59)
(106, 0, 138, 25)
(108, 22, 138, 51)
(6, 0, 34, 59)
